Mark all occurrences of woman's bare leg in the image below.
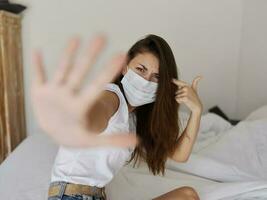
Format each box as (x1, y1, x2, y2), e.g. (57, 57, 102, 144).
(152, 186, 200, 200)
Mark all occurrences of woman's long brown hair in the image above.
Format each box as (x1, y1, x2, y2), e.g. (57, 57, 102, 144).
(114, 34, 180, 175)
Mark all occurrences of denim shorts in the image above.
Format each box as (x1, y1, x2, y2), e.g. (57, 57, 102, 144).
(48, 181, 106, 200)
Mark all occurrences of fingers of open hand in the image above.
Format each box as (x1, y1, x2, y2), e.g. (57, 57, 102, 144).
(80, 53, 126, 109)
(67, 35, 107, 91)
(52, 37, 81, 84)
(32, 50, 46, 86)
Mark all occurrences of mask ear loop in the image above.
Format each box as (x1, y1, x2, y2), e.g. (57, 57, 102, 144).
(123, 65, 129, 75)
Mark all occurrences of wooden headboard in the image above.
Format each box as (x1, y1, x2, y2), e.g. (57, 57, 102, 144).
(0, 10, 26, 164)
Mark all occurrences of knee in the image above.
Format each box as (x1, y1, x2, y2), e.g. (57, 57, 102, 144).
(179, 186, 200, 200)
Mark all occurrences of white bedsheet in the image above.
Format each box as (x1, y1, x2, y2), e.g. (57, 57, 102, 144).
(107, 113, 267, 199)
(0, 111, 266, 200)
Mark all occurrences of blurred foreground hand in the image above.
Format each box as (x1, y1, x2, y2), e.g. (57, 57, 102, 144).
(31, 35, 137, 148)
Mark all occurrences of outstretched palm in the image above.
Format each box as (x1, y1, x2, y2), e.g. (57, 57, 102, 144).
(31, 36, 137, 148)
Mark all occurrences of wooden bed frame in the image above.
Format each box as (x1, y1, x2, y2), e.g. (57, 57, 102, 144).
(0, 10, 26, 164)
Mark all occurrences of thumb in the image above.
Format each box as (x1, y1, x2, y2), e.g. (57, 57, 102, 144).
(192, 76, 202, 91)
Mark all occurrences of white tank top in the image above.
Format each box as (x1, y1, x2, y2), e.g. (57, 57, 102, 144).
(51, 83, 135, 187)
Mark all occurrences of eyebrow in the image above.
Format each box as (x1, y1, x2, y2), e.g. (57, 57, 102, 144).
(139, 63, 148, 71)
(139, 63, 159, 76)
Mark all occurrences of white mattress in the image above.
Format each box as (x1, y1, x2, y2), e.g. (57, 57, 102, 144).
(0, 106, 267, 200)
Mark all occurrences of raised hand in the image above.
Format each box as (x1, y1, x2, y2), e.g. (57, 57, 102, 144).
(31, 35, 137, 148)
(172, 76, 203, 114)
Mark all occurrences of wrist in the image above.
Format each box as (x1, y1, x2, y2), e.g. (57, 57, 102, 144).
(191, 106, 203, 116)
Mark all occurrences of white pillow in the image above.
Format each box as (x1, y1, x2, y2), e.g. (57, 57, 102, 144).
(179, 110, 232, 134)
(245, 105, 267, 121)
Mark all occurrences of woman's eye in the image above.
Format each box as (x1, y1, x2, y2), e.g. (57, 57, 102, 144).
(137, 67, 144, 72)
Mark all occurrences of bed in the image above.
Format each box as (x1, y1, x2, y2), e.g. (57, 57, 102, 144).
(0, 105, 267, 200)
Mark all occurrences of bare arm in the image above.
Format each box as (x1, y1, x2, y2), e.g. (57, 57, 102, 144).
(85, 90, 119, 133)
(169, 77, 203, 162)
(170, 109, 202, 162)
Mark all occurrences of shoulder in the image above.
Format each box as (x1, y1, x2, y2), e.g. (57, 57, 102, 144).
(98, 85, 121, 119)
(99, 84, 130, 136)
(85, 83, 128, 133)
(103, 83, 128, 123)
(103, 83, 125, 105)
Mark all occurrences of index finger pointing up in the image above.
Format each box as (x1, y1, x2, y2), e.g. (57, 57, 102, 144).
(192, 76, 202, 91)
(172, 78, 189, 87)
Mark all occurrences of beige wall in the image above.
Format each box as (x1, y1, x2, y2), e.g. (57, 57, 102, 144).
(14, 0, 260, 136)
(237, 0, 267, 119)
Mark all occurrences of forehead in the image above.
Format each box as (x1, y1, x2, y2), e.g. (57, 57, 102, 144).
(130, 52, 159, 72)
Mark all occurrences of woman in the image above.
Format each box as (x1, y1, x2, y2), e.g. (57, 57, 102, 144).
(32, 34, 202, 200)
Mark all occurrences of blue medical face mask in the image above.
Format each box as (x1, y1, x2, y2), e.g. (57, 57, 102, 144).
(121, 68, 158, 107)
